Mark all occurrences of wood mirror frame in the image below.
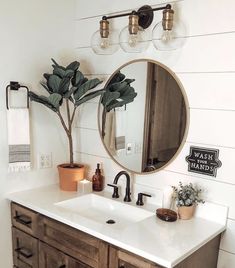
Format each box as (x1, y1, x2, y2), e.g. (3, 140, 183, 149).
(98, 59, 189, 175)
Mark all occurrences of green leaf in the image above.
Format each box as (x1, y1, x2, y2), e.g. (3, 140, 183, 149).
(71, 70, 84, 86)
(53, 67, 74, 79)
(66, 61, 80, 71)
(64, 86, 77, 99)
(47, 93, 62, 109)
(109, 81, 129, 93)
(29, 92, 58, 112)
(53, 67, 65, 78)
(75, 89, 104, 107)
(51, 58, 59, 67)
(101, 90, 120, 107)
(74, 78, 102, 100)
(124, 78, 135, 85)
(40, 82, 52, 94)
(48, 75, 61, 93)
(43, 73, 50, 81)
(59, 77, 70, 95)
(108, 71, 125, 85)
(51, 58, 66, 70)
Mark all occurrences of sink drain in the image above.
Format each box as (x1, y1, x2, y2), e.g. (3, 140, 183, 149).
(106, 219, 116, 224)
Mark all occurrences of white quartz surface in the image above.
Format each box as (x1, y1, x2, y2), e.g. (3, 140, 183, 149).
(7, 184, 227, 268)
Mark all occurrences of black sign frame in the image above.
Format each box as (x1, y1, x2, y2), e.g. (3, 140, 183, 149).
(186, 146, 222, 177)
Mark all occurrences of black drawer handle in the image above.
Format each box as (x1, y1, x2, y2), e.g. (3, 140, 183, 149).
(59, 265, 66, 268)
(14, 215, 32, 226)
(15, 247, 33, 258)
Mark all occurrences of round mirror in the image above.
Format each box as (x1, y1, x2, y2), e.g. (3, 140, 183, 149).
(98, 59, 189, 174)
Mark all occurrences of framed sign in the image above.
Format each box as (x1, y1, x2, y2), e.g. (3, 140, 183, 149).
(186, 146, 222, 177)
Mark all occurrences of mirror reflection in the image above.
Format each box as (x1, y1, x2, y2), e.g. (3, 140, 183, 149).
(99, 60, 188, 174)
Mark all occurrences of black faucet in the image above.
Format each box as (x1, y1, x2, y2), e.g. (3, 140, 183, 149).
(113, 171, 131, 202)
(136, 193, 152, 206)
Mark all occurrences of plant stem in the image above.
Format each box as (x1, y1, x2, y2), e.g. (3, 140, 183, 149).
(102, 109, 107, 138)
(57, 111, 69, 136)
(70, 107, 77, 125)
(66, 100, 74, 166)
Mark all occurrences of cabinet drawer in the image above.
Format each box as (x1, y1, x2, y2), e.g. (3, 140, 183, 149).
(38, 215, 108, 268)
(11, 203, 39, 237)
(109, 247, 161, 268)
(39, 241, 91, 268)
(12, 227, 39, 268)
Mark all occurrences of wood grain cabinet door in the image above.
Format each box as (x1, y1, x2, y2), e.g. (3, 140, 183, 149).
(38, 215, 108, 268)
(11, 203, 39, 237)
(39, 242, 67, 268)
(12, 227, 39, 268)
(109, 247, 162, 268)
(39, 242, 92, 268)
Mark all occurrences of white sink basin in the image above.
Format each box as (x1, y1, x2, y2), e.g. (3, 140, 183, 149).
(55, 193, 154, 229)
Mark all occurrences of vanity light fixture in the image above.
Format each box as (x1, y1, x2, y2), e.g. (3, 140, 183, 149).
(152, 8, 186, 50)
(119, 10, 151, 53)
(91, 18, 119, 55)
(91, 4, 186, 54)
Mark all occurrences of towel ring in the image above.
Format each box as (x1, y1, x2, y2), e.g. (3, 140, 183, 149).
(6, 81, 29, 110)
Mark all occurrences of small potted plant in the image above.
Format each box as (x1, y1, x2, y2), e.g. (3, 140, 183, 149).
(172, 182, 204, 220)
(29, 59, 104, 191)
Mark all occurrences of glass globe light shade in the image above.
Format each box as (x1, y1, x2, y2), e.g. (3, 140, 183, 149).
(152, 21, 186, 51)
(91, 30, 119, 55)
(119, 26, 150, 53)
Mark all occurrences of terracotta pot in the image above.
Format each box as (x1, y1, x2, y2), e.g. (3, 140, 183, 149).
(178, 205, 195, 220)
(58, 163, 85, 191)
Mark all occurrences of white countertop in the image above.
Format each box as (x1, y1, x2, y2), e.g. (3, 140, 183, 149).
(7, 184, 227, 268)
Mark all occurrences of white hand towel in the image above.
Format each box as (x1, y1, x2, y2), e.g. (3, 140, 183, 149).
(115, 109, 126, 151)
(7, 108, 31, 172)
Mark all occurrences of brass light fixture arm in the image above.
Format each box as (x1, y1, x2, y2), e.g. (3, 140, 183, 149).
(102, 4, 172, 29)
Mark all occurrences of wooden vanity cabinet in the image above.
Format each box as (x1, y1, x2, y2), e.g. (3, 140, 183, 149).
(39, 242, 90, 268)
(109, 247, 162, 268)
(11, 202, 106, 268)
(37, 215, 108, 268)
(11, 202, 221, 268)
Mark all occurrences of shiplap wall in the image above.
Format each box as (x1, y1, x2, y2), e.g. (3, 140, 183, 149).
(75, 0, 235, 267)
(0, 1, 75, 267)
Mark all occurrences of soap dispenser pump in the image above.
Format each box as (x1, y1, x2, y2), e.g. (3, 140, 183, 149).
(92, 163, 104, 191)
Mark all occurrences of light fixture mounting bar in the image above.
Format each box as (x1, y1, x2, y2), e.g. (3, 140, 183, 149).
(102, 4, 172, 29)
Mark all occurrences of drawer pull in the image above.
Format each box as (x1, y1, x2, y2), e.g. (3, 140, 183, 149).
(14, 215, 32, 226)
(59, 265, 66, 268)
(15, 247, 33, 258)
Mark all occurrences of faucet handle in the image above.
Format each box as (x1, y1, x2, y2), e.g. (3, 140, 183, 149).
(107, 184, 119, 198)
(136, 193, 152, 206)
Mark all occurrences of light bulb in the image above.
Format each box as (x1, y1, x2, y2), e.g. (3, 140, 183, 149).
(128, 34, 138, 47)
(100, 38, 109, 49)
(161, 30, 172, 43)
(91, 19, 119, 55)
(119, 26, 150, 53)
(152, 8, 186, 51)
(91, 31, 119, 55)
(152, 21, 186, 51)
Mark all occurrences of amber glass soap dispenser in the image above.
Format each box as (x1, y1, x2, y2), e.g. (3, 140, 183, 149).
(92, 163, 104, 191)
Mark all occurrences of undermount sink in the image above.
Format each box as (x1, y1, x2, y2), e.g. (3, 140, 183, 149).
(55, 193, 154, 229)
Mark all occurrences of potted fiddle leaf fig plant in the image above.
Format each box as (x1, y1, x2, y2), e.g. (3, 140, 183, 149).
(172, 182, 204, 220)
(29, 59, 104, 191)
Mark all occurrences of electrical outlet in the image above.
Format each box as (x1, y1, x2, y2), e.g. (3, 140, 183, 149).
(38, 153, 52, 169)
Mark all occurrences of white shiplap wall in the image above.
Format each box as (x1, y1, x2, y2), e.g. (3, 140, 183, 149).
(75, 1, 235, 267)
(0, 1, 76, 267)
